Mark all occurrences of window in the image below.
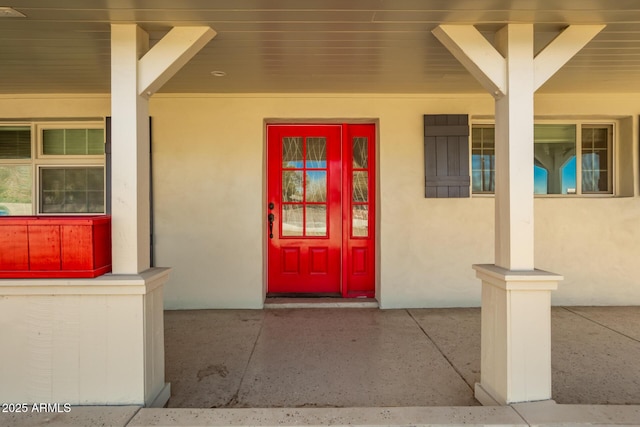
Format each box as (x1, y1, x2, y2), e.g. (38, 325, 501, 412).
(581, 125, 613, 193)
(40, 167, 105, 213)
(42, 128, 104, 156)
(471, 125, 495, 193)
(0, 122, 105, 215)
(0, 126, 33, 215)
(471, 122, 614, 195)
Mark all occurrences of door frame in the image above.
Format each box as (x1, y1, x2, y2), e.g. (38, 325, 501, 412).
(263, 120, 379, 300)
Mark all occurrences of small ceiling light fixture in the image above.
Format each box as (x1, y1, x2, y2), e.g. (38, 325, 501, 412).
(0, 7, 26, 18)
(211, 71, 226, 77)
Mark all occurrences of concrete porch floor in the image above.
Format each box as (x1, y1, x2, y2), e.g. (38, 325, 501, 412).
(3, 306, 640, 426)
(163, 306, 640, 409)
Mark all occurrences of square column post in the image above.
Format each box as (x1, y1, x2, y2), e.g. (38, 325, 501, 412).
(494, 25, 534, 272)
(111, 24, 151, 274)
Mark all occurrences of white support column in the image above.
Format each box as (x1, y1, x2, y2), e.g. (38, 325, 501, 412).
(111, 24, 151, 274)
(494, 24, 535, 271)
(110, 24, 215, 274)
(433, 23, 603, 405)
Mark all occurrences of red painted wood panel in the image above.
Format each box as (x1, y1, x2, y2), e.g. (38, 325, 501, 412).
(309, 247, 328, 274)
(0, 216, 111, 278)
(92, 219, 111, 270)
(282, 248, 300, 274)
(0, 225, 29, 271)
(351, 247, 367, 275)
(61, 224, 93, 270)
(29, 225, 62, 271)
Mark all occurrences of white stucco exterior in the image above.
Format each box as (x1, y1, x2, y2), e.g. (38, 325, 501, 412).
(0, 92, 638, 310)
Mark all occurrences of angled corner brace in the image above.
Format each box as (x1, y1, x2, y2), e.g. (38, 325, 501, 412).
(533, 25, 606, 91)
(138, 26, 217, 97)
(433, 24, 605, 97)
(432, 25, 507, 97)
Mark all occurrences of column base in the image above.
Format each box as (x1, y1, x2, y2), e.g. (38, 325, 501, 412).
(473, 264, 562, 405)
(475, 382, 556, 407)
(148, 383, 171, 408)
(474, 382, 503, 406)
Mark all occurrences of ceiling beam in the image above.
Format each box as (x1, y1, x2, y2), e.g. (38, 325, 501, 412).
(138, 26, 216, 97)
(533, 25, 606, 91)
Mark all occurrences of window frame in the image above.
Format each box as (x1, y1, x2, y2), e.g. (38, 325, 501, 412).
(0, 120, 106, 215)
(0, 123, 36, 215)
(580, 123, 614, 195)
(471, 123, 496, 195)
(37, 122, 106, 159)
(470, 119, 616, 197)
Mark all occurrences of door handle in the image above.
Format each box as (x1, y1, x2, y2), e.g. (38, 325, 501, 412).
(268, 213, 275, 239)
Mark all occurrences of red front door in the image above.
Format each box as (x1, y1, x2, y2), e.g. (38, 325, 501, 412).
(267, 124, 375, 297)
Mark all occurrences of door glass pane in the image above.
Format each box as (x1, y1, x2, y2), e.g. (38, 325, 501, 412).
(282, 204, 303, 236)
(306, 171, 326, 202)
(0, 165, 32, 215)
(282, 137, 303, 168)
(352, 171, 368, 202)
(282, 171, 303, 202)
(534, 124, 576, 194)
(353, 137, 368, 169)
(306, 137, 327, 168)
(352, 205, 368, 237)
(306, 205, 327, 236)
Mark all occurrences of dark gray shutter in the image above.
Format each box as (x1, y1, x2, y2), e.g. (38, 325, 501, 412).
(105, 117, 111, 214)
(424, 114, 470, 198)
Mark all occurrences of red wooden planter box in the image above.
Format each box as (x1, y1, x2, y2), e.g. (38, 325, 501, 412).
(0, 215, 111, 278)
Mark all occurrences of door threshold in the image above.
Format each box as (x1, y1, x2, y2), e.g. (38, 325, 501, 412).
(264, 297, 379, 309)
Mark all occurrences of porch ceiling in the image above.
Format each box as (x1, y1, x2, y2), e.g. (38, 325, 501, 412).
(2, 0, 640, 94)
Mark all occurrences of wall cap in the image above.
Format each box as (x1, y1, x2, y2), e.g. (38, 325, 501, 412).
(473, 264, 562, 291)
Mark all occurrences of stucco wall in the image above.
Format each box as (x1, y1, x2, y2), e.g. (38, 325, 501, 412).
(1, 93, 638, 309)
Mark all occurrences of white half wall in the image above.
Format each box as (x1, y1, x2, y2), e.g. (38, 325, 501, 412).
(0, 269, 170, 406)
